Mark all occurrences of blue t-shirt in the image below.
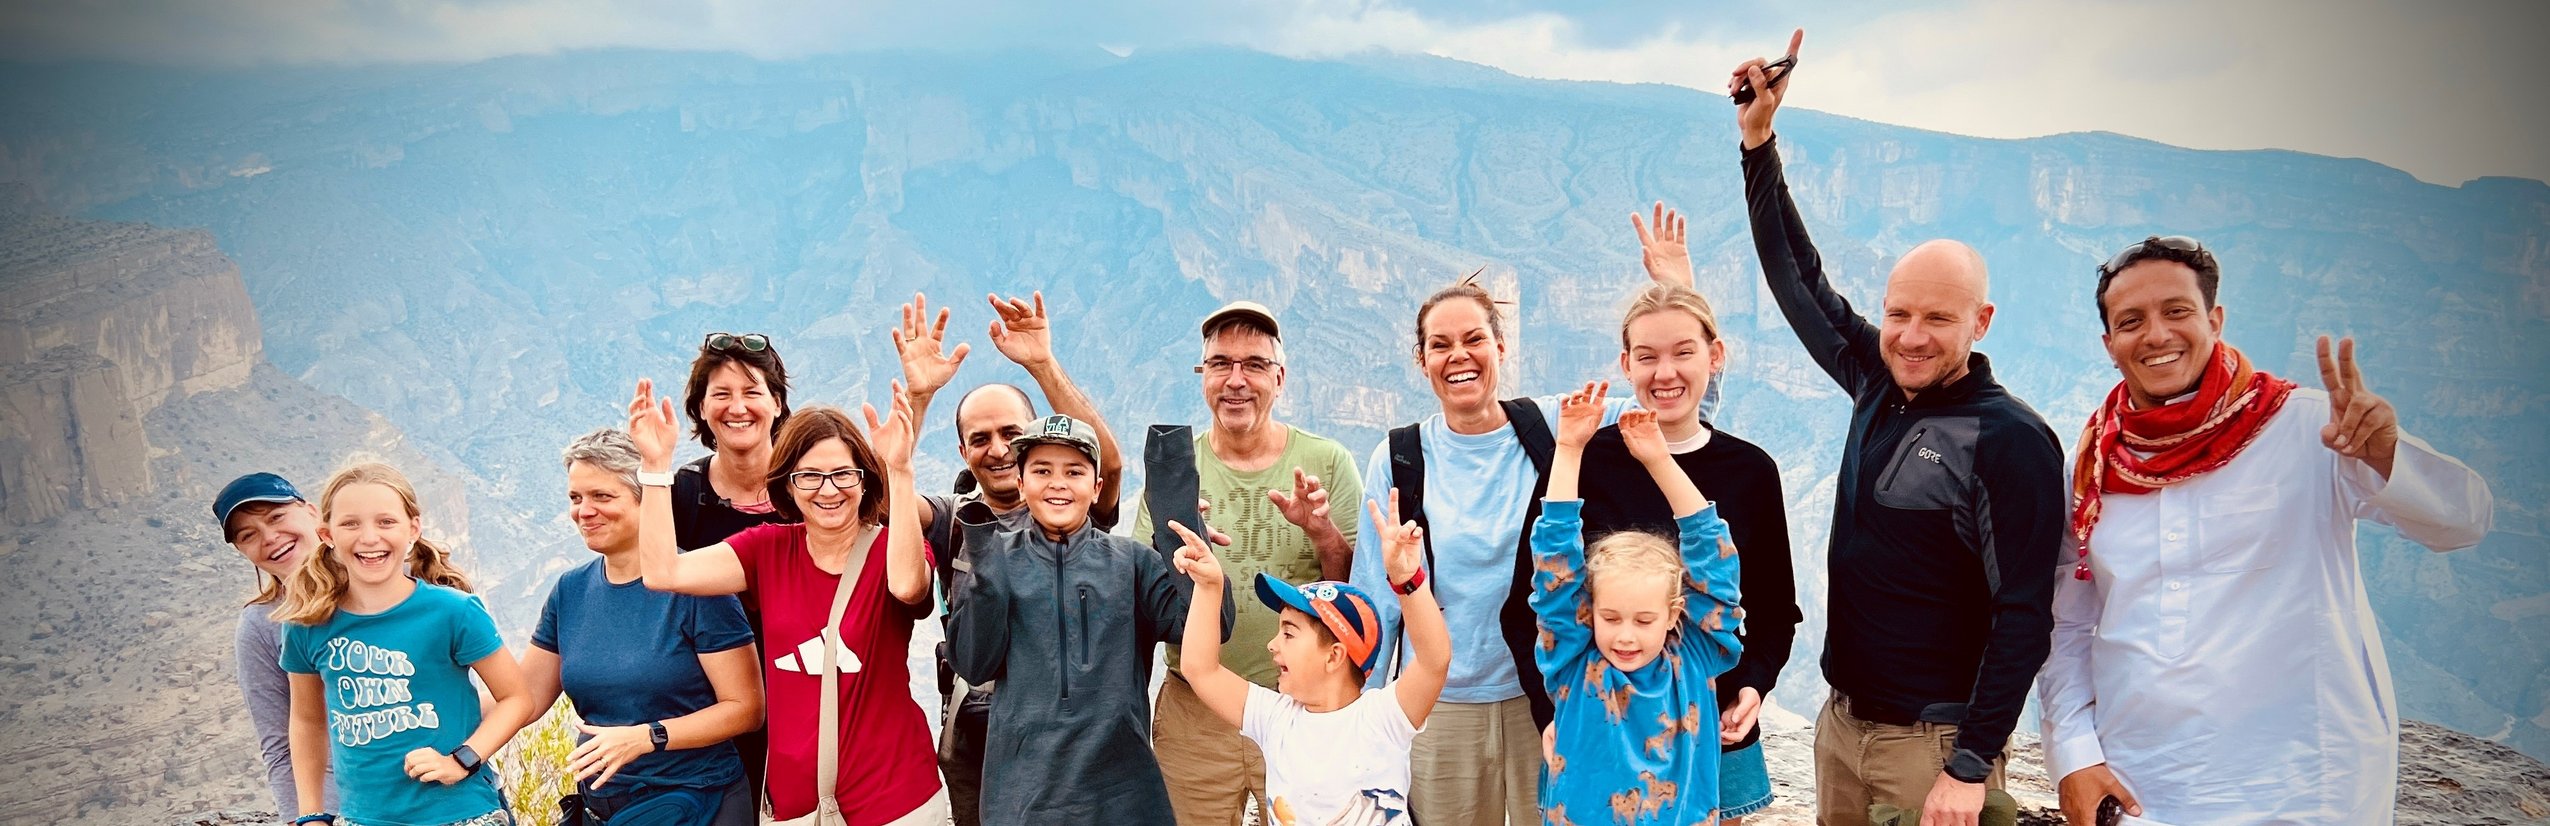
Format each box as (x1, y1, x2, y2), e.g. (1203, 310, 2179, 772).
(1530, 500, 1744, 824)
(533, 557, 756, 794)
(279, 581, 507, 826)
(1349, 395, 1630, 701)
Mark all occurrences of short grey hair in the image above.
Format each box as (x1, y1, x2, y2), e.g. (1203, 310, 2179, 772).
(561, 427, 643, 497)
(1200, 320, 1287, 366)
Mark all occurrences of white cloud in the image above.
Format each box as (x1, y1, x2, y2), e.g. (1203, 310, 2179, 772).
(1, 0, 2541, 185)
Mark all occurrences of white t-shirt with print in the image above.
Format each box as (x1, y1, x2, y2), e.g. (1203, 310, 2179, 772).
(1240, 683, 1421, 826)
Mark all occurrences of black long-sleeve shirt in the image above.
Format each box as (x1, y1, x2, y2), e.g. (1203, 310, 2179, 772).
(1740, 136, 2065, 775)
(1579, 424, 1800, 752)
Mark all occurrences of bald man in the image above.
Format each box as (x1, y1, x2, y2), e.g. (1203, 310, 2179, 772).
(1731, 34, 2064, 826)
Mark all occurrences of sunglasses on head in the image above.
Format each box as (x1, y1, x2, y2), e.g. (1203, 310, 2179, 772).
(703, 332, 770, 353)
(2102, 235, 2205, 276)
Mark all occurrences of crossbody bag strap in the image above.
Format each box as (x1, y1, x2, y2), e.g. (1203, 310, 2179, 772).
(815, 524, 882, 813)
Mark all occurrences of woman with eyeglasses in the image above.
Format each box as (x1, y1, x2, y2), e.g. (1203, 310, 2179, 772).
(631, 377, 947, 826)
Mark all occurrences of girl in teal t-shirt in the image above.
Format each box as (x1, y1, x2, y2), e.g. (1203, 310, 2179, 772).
(275, 462, 543, 826)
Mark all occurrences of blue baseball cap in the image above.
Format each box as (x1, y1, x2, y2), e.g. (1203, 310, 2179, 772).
(1254, 574, 1384, 674)
(213, 472, 305, 529)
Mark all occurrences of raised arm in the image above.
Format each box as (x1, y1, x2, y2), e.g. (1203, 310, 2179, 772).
(1618, 408, 1707, 517)
(1171, 521, 1250, 728)
(1668, 503, 1744, 675)
(990, 291, 1127, 525)
(1371, 493, 1450, 728)
(867, 384, 931, 605)
(1346, 442, 1402, 691)
(1547, 381, 1608, 501)
(893, 292, 972, 429)
(1632, 201, 1695, 289)
(1527, 499, 1596, 679)
(1731, 31, 1883, 392)
(630, 378, 748, 596)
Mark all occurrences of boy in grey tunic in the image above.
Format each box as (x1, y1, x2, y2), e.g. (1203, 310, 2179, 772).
(946, 416, 1228, 824)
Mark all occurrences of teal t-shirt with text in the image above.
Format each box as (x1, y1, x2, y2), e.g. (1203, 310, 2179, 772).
(281, 581, 507, 826)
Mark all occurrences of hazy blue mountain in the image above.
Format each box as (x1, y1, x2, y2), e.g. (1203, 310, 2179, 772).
(4, 47, 2543, 757)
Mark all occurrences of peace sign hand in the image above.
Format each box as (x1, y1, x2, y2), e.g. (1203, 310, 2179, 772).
(1367, 489, 1426, 588)
(627, 378, 679, 472)
(2316, 335, 2400, 474)
(1631, 201, 1693, 288)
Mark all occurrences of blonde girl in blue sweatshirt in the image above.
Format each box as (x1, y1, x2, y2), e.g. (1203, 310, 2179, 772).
(1532, 383, 1743, 826)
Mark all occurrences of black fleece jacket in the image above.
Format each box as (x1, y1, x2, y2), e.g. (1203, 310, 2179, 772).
(1741, 136, 2065, 779)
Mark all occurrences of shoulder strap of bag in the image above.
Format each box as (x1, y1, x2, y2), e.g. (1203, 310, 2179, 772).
(815, 523, 882, 815)
(1500, 397, 1556, 480)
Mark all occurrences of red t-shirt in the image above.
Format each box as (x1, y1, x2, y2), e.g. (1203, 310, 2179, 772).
(728, 523, 939, 823)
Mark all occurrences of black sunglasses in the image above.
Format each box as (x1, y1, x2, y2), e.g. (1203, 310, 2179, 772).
(703, 332, 770, 353)
(2101, 235, 2205, 276)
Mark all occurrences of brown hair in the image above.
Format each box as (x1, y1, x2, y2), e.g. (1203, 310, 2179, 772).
(1412, 273, 1509, 362)
(683, 338, 792, 449)
(272, 462, 474, 626)
(1619, 283, 1722, 351)
(763, 406, 889, 526)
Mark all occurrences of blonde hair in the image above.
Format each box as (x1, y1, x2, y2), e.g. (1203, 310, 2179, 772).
(1618, 283, 1722, 351)
(272, 461, 474, 625)
(1584, 530, 1689, 615)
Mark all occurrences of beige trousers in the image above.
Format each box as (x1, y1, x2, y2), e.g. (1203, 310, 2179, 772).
(1409, 696, 1542, 826)
(1812, 694, 2006, 826)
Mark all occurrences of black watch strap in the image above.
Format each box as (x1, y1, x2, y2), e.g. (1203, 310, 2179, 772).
(649, 721, 669, 752)
(450, 744, 483, 776)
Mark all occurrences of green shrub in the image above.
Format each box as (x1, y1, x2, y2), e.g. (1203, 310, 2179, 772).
(493, 696, 580, 826)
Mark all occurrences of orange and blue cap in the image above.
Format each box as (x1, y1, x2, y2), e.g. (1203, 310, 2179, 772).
(1254, 574, 1383, 674)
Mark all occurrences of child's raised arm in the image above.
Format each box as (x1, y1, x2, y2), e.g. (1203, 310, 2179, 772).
(1170, 522, 1250, 729)
(1372, 492, 1449, 728)
(1546, 381, 1608, 502)
(1617, 408, 1711, 518)
(1526, 499, 1596, 681)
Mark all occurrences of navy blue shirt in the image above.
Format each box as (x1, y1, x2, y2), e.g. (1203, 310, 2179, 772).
(534, 558, 757, 793)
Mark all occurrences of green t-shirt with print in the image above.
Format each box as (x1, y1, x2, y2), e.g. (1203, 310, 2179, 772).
(1135, 424, 1362, 687)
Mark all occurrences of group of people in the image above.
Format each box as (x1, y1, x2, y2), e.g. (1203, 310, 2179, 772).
(215, 32, 2495, 826)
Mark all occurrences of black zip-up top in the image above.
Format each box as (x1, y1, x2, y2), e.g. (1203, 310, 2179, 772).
(1741, 136, 2065, 779)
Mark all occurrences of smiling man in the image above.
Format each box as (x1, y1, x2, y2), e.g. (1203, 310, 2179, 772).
(1731, 33, 2066, 826)
(1130, 301, 1363, 826)
(2036, 237, 2494, 826)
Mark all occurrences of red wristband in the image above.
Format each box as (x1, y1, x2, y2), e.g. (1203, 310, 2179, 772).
(1393, 567, 1427, 596)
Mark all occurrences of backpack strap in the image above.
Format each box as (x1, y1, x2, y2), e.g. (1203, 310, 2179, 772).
(1497, 397, 1561, 727)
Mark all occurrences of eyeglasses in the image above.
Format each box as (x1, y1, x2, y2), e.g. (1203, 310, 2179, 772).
(704, 332, 770, 353)
(1195, 357, 1281, 377)
(2101, 236, 2205, 276)
(786, 468, 865, 491)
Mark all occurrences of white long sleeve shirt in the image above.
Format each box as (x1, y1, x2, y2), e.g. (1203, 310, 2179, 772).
(2037, 388, 2494, 825)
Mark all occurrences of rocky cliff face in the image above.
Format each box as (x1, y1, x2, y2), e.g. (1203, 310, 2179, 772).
(0, 212, 547, 822)
(0, 211, 261, 524)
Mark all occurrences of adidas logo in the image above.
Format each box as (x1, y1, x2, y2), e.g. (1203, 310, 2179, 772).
(773, 635, 862, 675)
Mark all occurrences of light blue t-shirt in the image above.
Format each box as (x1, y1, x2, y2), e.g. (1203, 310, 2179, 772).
(1349, 395, 1629, 702)
(280, 581, 507, 826)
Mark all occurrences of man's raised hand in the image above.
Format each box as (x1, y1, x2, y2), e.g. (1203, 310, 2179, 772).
(1733, 28, 1803, 150)
(892, 292, 970, 399)
(988, 291, 1056, 368)
(1267, 468, 1333, 531)
(2316, 335, 2400, 476)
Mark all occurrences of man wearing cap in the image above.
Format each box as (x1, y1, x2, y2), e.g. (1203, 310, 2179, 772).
(2036, 237, 2493, 826)
(947, 414, 1217, 826)
(888, 291, 1129, 826)
(1131, 301, 1365, 826)
(214, 472, 338, 814)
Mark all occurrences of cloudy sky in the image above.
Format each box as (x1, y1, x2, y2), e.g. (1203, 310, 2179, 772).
(3, 0, 2544, 186)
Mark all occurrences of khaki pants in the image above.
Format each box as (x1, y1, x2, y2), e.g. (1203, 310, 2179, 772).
(1155, 671, 1270, 825)
(1813, 694, 2006, 826)
(1409, 696, 1541, 826)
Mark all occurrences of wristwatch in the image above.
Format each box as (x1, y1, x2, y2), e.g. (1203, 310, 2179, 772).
(649, 721, 670, 752)
(637, 469, 677, 487)
(450, 744, 484, 777)
(1393, 567, 1427, 596)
